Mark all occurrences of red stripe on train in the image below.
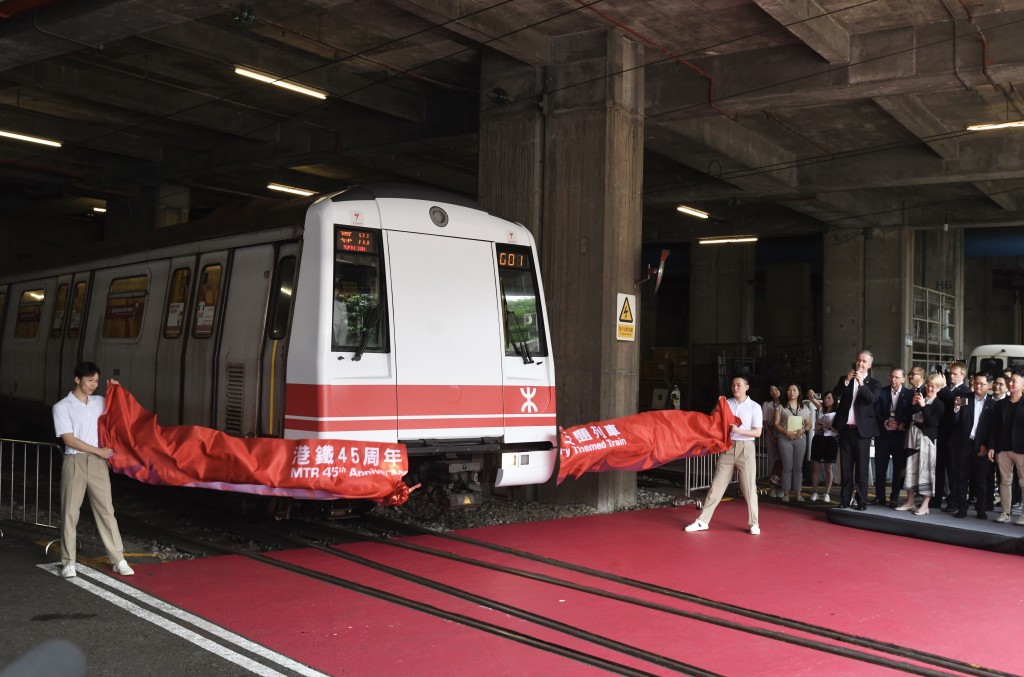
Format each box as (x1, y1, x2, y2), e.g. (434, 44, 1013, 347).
(283, 415, 557, 433)
(285, 383, 555, 419)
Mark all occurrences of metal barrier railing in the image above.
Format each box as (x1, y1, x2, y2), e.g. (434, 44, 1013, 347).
(676, 435, 770, 506)
(1, 438, 63, 531)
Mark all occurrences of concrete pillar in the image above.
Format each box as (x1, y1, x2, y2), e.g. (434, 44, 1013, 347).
(478, 51, 544, 235)
(541, 29, 644, 511)
(822, 227, 914, 383)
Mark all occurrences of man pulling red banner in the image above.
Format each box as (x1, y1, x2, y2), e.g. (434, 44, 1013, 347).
(99, 384, 412, 504)
(557, 396, 738, 484)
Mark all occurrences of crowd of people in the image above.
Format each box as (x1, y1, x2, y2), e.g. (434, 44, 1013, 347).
(685, 350, 1024, 535)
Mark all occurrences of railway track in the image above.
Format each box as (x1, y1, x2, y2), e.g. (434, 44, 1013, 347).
(116, 510, 716, 677)
(113, 506, 1013, 677)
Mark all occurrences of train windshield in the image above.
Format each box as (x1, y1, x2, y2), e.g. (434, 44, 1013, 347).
(496, 244, 547, 359)
(333, 227, 387, 352)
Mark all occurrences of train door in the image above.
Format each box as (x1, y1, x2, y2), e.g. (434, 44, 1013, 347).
(216, 245, 274, 435)
(326, 227, 397, 440)
(89, 264, 165, 409)
(181, 251, 229, 426)
(43, 274, 72, 403)
(261, 244, 299, 437)
(3, 281, 53, 404)
(495, 244, 555, 443)
(153, 257, 195, 424)
(386, 231, 504, 440)
(60, 275, 91, 391)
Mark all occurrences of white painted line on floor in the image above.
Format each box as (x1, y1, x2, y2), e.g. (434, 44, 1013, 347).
(40, 564, 328, 677)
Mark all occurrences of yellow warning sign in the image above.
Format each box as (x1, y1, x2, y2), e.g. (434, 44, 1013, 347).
(616, 293, 636, 342)
(619, 297, 633, 323)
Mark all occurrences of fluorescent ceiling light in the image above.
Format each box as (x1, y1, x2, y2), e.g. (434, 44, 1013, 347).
(235, 66, 327, 100)
(268, 182, 315, 196)
(676, 204, 709, 219)
(698, 236, 758, 245)
(92, 207, 107, 213)
(966, 120, 1024, 131)
(0, 129, 62, 147)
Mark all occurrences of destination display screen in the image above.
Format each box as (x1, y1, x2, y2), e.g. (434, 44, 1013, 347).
(496, 245, 532, 271)
(336, 227, 377, 254)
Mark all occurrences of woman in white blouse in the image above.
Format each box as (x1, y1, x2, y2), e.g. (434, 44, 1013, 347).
(773, 384, 812, 502)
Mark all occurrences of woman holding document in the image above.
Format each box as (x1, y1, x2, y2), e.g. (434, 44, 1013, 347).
(774, 384, 813, 502)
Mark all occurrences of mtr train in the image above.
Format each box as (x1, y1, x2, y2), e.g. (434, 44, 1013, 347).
(0, 184, 558, 512)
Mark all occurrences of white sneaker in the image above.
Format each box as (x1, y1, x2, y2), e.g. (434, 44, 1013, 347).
(796, 495, 805, 502)
(781, 495, 790, 503)
(750, 525, 760, 535)
(810, 493, 819, 502)
(996, 513, 1011, 523)
(684, 519, 709, 532)
(113, 560, 135, 576)
(822, 494, 832, 504)
(1016, 515, 1024, 526)
(61, 564, 77, 579)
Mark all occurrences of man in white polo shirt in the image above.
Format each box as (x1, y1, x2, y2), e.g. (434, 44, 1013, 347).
(684, 374, 764, 535)
(52, 361, 134, 579)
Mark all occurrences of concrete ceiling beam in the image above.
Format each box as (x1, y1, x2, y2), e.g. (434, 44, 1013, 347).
(752, 0, 850, 64)
(0, 103, 165, 163)
(645, 9, 1024, 118)
(141, 22, 426, 122)
(386, 0, 550, 67)
(3, 61, 282, 144)
(0, 0, 223, 71)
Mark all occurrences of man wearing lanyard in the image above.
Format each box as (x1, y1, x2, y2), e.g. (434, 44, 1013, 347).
(684, 374, 763, 535)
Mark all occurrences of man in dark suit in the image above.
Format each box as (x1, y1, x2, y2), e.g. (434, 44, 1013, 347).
(951, 372, 996, 518)
(874, 367, 915, 507)
(832, 350, 882, 510)
(937, 360, 970, 511)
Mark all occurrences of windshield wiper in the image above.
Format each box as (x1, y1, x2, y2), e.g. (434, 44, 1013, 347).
(506, 310, 534, 364)
(352, 304, 383, 362)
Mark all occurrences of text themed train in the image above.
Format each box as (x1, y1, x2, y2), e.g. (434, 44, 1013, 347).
(0, 184, 558, 510)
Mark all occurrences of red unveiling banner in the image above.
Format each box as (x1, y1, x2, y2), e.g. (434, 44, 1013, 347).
(99, 384, 412, 504)
(557, 396, 738, 484)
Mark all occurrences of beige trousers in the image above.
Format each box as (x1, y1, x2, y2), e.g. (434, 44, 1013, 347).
(996, 451, 1024, 517)
(698, 440, 759, 527)
(61, 452, 124, 566)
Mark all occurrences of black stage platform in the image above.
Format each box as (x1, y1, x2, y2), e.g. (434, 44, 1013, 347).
(827, 505, 1024, 556)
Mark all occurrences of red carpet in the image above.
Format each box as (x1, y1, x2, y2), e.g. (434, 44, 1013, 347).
(126, 501, 1024, 675)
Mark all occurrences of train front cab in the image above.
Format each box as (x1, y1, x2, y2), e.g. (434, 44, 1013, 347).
(284, 189, 557, 505)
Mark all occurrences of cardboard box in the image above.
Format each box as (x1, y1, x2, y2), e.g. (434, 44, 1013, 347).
(641, 360, 672, 381)
(652, 346, 688, 361)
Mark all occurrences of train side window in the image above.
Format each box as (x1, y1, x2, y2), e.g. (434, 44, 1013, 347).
(49, 283, 69, 338)
(67, 282, 88, 339)
(268, 256, 296, 340)
(193, 264, 223, 339)
(102, 275, 149, 339)
(14, 289, 45, 339)
(164, 268, 191, 338)
(496, 244, 548, 358)
(333, 227, 387, 352)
